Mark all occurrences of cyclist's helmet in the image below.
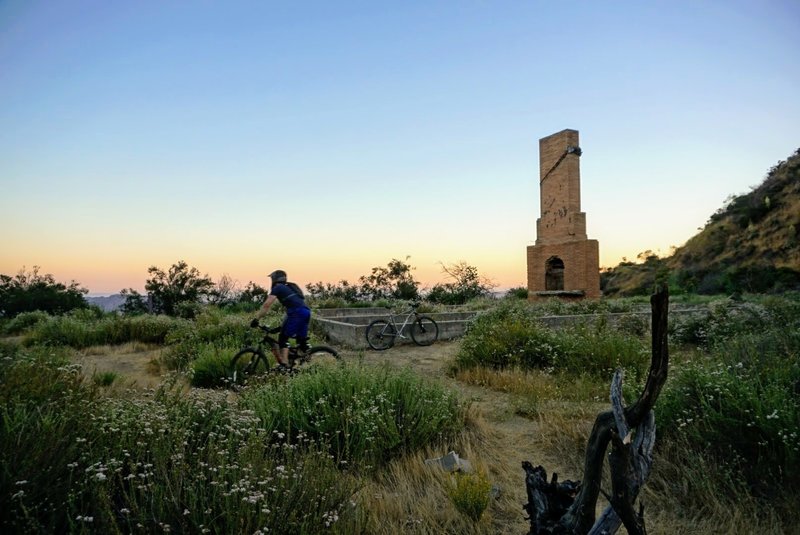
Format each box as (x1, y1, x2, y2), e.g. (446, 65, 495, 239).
(269, 270, 288, 286)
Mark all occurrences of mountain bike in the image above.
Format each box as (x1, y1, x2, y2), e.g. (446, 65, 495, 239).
(230, 323, 339, 384)
(365, 301, 439, 350)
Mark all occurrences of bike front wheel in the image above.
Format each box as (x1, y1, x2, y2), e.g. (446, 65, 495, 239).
(410, 316, 439, 346)
(366, 320, 396, 350)
(230, 348, 267, 384)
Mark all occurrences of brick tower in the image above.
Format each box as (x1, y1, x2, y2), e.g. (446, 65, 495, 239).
(526, 129, 600, 299)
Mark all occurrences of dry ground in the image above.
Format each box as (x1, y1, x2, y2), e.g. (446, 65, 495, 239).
(75, 342, 165, 389)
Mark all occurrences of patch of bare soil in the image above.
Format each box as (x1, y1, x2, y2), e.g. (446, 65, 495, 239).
(74, 344, 165, 389)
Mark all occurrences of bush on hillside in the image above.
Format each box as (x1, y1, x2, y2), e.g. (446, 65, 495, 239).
(505, 287, 530, 300)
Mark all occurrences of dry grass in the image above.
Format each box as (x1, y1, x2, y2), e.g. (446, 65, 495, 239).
(80, 341, 159, 356)
(454, 365, 797, 533)
(642, 441, 795, 535)
(454, 367, 608, 416)
(73, 342, 165, 389)
(358, 405, 530, 534)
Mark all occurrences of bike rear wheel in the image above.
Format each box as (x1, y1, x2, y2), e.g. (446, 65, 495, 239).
(410, 316, 439, 346)
(366, 319, 396, 350)
(294, 345, 339, 369)
(230, 348, 267, 384)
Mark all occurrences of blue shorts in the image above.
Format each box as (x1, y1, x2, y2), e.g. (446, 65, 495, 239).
(279, 307, 311, 347)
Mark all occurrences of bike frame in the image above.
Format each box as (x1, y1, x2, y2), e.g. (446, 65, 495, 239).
(252, 325, 304, 361)
(382, 305, 421, 339)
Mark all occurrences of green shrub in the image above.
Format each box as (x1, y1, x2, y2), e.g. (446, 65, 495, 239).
(3, 310, 50, 335)
(66, 306, 104, 321)
(505, 287, 529, 299)
(163, 311, 263, 370)
(446, 471, 492, 522)
(615, 313, 649, 337)
(670, 297, 795, 349)
(189, 344, 240, 388)
(91, 371, 118, 387)
(243, 363, 466, 469)
(656, 327, 800, 493)
(555, 324, 649, 380)
(456, 302, 649, 379)
(24, 314, 184, 348)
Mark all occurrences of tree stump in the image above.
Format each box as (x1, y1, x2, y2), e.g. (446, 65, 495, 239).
(523, 286, 669, 535)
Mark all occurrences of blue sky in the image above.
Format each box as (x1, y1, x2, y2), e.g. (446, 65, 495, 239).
(1, 1, 799, 294)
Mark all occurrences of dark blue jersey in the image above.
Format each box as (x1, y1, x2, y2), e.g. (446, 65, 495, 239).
(270, 282, 307, 311)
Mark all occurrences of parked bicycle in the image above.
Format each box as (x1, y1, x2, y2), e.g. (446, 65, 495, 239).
(230, 322, 339, 384)
(365, 301, 439, 350)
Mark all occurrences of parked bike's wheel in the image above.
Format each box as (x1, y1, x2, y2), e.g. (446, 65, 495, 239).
(230, 348, 266, 384)
(366, 319, 396, 350)
(410, 316, 439, 346)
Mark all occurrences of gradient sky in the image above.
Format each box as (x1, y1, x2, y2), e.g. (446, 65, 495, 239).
(2, 1, 799, 295)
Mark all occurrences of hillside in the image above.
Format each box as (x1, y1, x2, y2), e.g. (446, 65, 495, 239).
(602, 148, 800, 296)
(86, 294, 126, 312)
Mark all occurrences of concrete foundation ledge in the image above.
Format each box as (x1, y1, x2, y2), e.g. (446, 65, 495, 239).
(313, 310, 478, 350)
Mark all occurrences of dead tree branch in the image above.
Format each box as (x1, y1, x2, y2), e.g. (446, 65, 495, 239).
(523, 286, 669, 534)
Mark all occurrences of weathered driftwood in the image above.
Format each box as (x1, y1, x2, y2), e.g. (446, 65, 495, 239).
(523, 286, 669, 535)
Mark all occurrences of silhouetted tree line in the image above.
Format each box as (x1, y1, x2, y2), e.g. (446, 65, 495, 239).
(0, 267, 88, 318)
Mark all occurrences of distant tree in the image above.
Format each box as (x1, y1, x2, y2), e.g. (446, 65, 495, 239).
(238, 281, 269, 304)
(141, 260, 215, 317)
(426, 261, 495, 305)
(119, 288, 149, 315)
(305, 280, 360, 302)
(505, 286, 530, 300)
(208, 273, 240, 306)
(0, 266, 88, 317)
(359, 257, 419, 301)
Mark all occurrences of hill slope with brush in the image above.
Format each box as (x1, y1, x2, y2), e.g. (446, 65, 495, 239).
(602, 148, 800, 296)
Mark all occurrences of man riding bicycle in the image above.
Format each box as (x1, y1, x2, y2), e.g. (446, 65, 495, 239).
(252, 269, 311, 368)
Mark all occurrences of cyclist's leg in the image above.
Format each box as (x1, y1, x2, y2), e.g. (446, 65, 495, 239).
(275, 316, 291, 366)
(281, 308, 311, 359)
(295, 308, 311, 352)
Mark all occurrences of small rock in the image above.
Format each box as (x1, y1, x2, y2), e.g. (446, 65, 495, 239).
(424, 451, 473, 473)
